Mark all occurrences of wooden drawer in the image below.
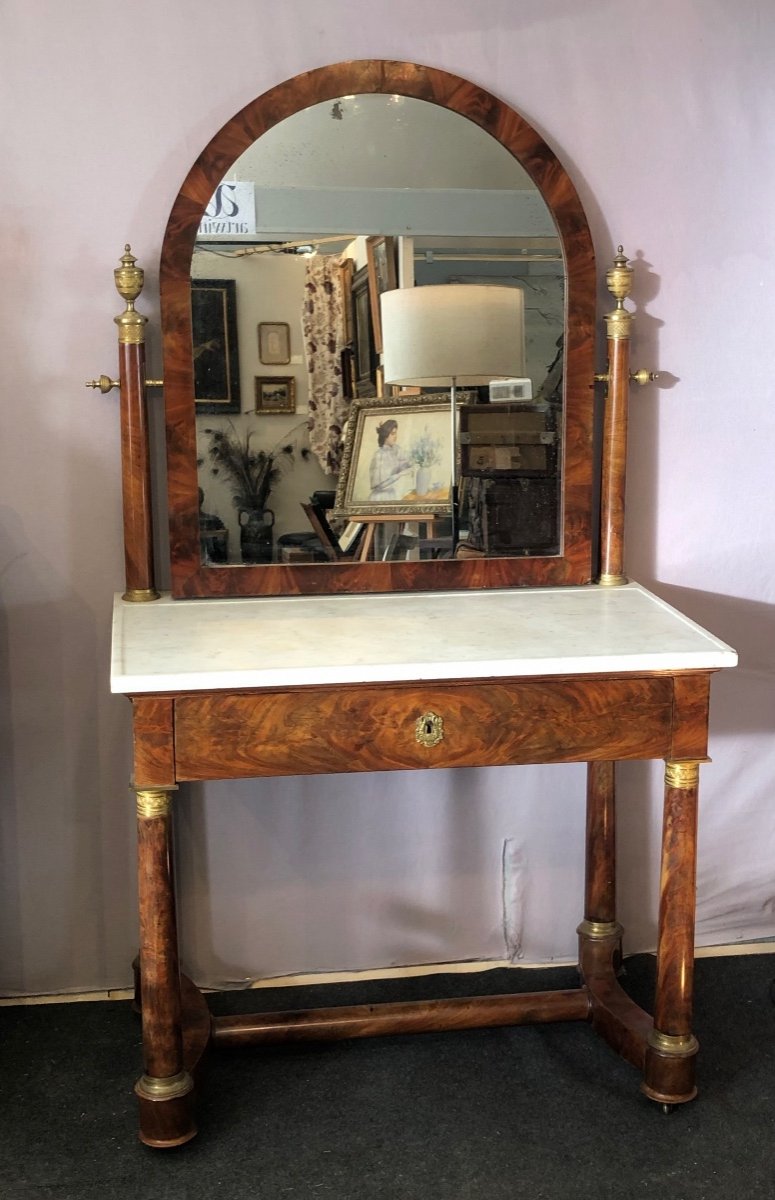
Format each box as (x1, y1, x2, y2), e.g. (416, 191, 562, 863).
(173, 676, 675, 781)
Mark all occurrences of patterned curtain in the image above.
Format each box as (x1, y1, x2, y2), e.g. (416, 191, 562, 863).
(302, 255, 349, 475)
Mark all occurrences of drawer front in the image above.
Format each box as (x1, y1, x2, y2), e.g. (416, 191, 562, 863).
(173, 677, 674, 781)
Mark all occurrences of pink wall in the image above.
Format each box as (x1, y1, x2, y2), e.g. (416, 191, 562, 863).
(1, 0, 773, 993)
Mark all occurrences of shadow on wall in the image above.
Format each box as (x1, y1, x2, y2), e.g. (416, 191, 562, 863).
(648, 582, 775, 733)
(0, 574, 22, 987)
(616, 582, 775, 953)
(0, 501, 135, 997)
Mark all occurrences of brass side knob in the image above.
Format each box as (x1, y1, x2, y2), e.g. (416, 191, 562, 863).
(86, 376, 163, 392)
(85, 375, 119, 393)
(630, 369, 658, 386)
(594, 369, 659, 387)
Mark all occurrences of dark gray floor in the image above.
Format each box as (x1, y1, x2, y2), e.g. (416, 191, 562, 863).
(2, 954, 774, 1199)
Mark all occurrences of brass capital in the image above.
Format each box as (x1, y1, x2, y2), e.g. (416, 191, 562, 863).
(114, 312, 147, 345)
(648, 1029, 698, 1057)
(135, 788, 174, 820)
(604, 306, 633, 341)
(135, 1070, 193, 1101)
(664, 760, 701, 790)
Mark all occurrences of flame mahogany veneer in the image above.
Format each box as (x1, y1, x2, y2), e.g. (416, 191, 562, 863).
(159, 59, 596, 597)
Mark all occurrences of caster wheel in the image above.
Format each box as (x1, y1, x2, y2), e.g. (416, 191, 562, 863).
(661, 1103, 675, 1115)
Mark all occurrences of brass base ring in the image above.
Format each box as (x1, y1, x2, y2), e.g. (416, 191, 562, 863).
(123, 588, 161, 603)
(647, 1029, 699, 1057)
(135, 1070, 193, 1102)
(577, 919, 623, 941)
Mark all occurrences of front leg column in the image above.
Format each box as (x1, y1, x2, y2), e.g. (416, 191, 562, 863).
(580, 760, 620, 936)
(134, 786, 196, 1147)
(578, 762, 624, 1000)
(642, 759, 702, 1105)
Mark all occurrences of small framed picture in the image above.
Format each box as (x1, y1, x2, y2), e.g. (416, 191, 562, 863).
(254, 375, 296, 414)
(258, 321, 291, 365)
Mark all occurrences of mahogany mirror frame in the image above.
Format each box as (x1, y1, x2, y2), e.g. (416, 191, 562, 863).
(159, 60, 596, 598)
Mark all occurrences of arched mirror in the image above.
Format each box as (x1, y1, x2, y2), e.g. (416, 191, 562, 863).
(160, 61, 595, 597)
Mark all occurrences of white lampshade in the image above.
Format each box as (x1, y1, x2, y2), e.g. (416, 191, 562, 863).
(381, 283, 525, 386)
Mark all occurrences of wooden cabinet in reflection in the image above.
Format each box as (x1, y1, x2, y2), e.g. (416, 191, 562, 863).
(459, 403, 559, 555)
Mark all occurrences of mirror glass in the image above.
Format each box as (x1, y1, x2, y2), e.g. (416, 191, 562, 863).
(190, 94, 564, 571)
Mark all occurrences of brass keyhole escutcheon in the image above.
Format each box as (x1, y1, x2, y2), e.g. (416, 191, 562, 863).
(415, 711, 444, 747)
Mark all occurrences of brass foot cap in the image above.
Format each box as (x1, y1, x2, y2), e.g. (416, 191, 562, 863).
(641, 1081, 698, 1106)
(138, 1127, 198, 1149)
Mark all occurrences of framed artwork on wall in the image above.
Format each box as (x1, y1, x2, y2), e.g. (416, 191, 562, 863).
(366, 235, 397, 354)
(191, 279, 241, 414)
(254, 375, 297, 414)
(258, 321, 291, 365)
(351, 265, 377, 398)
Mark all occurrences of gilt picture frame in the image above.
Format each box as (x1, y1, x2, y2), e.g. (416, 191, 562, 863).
(334, 394, 453, 518)
(254, 375, 297, 414)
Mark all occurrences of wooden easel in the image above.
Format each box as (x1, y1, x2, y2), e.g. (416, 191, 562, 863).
(357, 513, 438, 561)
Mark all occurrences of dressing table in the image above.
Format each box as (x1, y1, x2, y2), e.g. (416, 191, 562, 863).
(98, 60, 737, 1147)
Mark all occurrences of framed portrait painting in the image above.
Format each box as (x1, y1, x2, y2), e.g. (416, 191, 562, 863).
(191, 279, 241, 414)
(334, 395, 453, 518)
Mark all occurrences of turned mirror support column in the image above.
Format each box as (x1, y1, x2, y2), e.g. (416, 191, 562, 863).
(597, 248, 633, 586)
(88, 246, 161, 602)
(114, 247, 161, 603)
(596, 248, 657, 587)
(134, 784, 196, 1148)
(642, 759, 703, 1106)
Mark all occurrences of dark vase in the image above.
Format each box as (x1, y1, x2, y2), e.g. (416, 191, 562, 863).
(239, 507, 274, 563)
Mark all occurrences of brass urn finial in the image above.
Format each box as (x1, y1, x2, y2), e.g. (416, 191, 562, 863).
(604, 246, 634, 341)
(114, 244, 148, 345)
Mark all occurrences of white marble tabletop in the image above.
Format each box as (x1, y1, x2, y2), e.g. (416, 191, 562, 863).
(110, 583, 737, 694)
